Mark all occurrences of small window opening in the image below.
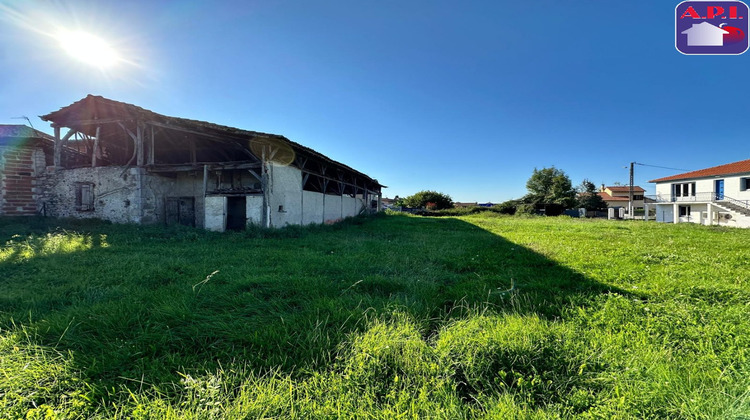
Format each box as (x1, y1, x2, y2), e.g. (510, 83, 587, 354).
(75, 182, 95, 211)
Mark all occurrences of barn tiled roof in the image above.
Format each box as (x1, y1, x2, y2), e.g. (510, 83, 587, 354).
(41, 95, 384, 187)
(649, 159, 750, 183)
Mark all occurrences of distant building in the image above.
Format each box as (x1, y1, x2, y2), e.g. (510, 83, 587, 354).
(598, 185, 646, 211)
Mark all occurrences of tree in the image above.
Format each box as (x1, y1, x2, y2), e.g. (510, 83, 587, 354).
(524, 167, 576, 215)
(403, 190, 453, 210)
(576, 179, 608, 211)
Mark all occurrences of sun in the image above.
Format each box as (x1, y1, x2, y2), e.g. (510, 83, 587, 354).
(57, 30, 120, 68)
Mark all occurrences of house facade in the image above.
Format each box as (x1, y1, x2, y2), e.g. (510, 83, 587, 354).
(3, 95, 383, 231)
(649, 159, 750, 228)
(597, 185, 646, 210)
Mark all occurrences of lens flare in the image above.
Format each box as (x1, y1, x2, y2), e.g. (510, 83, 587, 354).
(57, 30, 120, 68)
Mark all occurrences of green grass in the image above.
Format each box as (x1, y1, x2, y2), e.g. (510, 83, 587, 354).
(1, 213, 749, 418)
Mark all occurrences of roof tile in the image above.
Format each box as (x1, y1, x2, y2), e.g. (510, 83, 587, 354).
(649, 159, 750, 183)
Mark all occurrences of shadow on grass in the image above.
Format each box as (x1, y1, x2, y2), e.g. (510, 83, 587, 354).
(0, 214, 631, 411)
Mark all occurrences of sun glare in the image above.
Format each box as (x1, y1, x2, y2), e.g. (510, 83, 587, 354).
(57, 30, 120, 68)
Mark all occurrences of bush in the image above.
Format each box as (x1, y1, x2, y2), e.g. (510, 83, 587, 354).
(403, 191, 453, 210)
(494, 200, 519, 215)
(515, 203, 537, 216)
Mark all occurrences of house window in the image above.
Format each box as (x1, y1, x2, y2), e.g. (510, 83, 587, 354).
(633, 194, 644, 200)
(741, 178, 750, 191)
(679, 205, 691, 217)
(673, 182, 696, 197)
(75, 182, 94, 211)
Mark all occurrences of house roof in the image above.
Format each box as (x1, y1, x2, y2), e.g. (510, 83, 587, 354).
(598, 192, 629, 202)
(0, 124, 90, 166)
(0, 124, 56, 142)
(604, 186, 645, 193)
(681, 22, 729, 35)
(41, 95, 384, 188)
(649, 159, 750, 183)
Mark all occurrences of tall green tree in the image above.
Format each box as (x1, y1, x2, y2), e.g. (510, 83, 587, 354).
(524, 167, 576, 215)
(576, 179, 608, 211)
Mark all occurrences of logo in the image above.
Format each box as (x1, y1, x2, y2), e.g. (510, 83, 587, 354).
(676, 1, 749, 55)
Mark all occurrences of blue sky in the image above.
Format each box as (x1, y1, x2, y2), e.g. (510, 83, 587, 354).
(1, 0, 748, 202)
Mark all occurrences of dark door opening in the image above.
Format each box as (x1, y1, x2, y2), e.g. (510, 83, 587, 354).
(226, 196, 247, 231)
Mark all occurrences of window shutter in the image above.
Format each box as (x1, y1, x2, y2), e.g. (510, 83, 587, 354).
(81, 184, 92, 211)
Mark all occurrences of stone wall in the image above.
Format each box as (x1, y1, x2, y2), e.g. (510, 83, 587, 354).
(43, 166, 142, 223)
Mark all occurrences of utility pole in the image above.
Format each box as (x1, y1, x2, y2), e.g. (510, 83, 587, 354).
(629, 161, 634, 219)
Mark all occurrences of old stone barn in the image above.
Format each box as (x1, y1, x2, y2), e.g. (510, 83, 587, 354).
(1, 95, 383, 231)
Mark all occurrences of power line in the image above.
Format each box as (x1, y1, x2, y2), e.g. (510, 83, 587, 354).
(634, 162, 691, 172)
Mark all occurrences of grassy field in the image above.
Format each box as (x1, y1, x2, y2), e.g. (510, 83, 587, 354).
(1, 213, 749, 419)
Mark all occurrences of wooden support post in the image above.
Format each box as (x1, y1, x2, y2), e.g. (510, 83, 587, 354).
(261, 147, 270, 228)
(53, 128, 76, 168)
(136, 122, 144, 167)
(91, 126, 101, 167)
(149, 125, 155, 165)
(203, 164, 208, 197)
(53, 126, 61, 167)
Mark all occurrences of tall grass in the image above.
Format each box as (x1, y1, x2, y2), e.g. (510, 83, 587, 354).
(1, 214, 748, 418)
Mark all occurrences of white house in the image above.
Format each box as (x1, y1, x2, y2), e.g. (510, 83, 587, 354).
(681, 22, 729, 46)
(648, 158, 750, 228)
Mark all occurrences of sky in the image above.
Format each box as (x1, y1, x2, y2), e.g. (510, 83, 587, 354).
(1, 0, 748, 202)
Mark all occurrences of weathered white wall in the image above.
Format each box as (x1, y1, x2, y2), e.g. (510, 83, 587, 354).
(678, 203, 705, 224)
(41, 161, 378, 230)
(302, 190, 324, 225)
(342, 195, 364, 218)
(324, 194, 342, 223)
(204, 196, 225, 231)
(246, 195, 263, 226)
(267, 163, 302, 227)
(654, 204, 673, 223)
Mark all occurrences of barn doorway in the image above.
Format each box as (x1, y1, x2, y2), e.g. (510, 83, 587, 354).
(226, 196, 246, 231)
(166, 197, 195, 227)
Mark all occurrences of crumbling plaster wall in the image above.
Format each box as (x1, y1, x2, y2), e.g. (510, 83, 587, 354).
(44, 167, 206, 226)
(142, 171, 205, 227)
(44, 167, 142, 223)
(247, 195, 263, 226)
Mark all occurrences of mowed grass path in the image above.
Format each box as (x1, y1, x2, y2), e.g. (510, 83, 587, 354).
(1, 214, 748, 418)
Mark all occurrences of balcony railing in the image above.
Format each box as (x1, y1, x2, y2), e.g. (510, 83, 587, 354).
(648, 193, 750, 213)
(649, 192, 716, 203)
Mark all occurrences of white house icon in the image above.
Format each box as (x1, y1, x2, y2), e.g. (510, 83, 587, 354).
(682, 21, 729, 46)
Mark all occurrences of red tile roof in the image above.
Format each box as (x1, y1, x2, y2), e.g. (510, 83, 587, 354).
(649, 159, 750, 183)
(598, 192, 629, 201)
(604, 186, 645, 193)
